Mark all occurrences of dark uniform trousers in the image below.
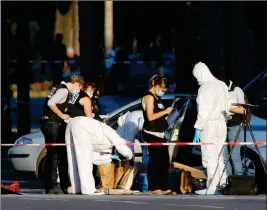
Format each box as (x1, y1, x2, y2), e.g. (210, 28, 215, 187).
(40, 119, 70, 191)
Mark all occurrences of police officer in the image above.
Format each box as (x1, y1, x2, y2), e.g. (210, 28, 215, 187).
(55, 82, 94, 194)
(40, 76, 84, 194)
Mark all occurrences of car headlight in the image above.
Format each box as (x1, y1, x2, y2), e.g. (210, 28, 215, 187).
(15, 137, 33, 145)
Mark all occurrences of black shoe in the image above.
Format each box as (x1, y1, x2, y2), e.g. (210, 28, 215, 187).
(45, 188, 64, 194)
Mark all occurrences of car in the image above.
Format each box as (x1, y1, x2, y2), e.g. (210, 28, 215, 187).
(7, 94, 181, 178)
(8, 72, 267, 189)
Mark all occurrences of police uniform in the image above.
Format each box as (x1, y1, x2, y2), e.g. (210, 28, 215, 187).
(40, 82, 70, 194)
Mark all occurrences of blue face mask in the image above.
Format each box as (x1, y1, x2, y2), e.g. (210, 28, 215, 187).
(156, 90, 164, 97)
(71, 90, 79, 95)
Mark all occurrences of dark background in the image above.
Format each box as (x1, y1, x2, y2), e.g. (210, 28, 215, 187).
(2, 1, 267, 89)
(2, 1, 267, 136)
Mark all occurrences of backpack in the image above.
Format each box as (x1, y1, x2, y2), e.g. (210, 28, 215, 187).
(228, 82, 251, 122)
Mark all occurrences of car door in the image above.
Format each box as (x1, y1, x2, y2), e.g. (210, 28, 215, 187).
(105, 98, 175, 161)
(168, 98, 202, 167)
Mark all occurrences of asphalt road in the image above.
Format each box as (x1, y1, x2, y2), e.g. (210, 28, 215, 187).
(2, 194, 266, 210)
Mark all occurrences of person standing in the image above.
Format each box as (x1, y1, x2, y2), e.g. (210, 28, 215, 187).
(222, 78, 246, 175)
(40, 75, 84, 194)
(49, 33, 68, 86)
(141, 75, 173, 195)
(57, 80, 92, 194)
(146, 33, 164, 76)
(84, 81, 102, 121)
(192, 62, 229, 195)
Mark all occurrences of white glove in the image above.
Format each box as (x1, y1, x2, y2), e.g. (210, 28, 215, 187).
(64, 118, 73, 123)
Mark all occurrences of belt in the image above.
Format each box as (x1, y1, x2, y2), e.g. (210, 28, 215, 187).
(41, 115, 49, 120)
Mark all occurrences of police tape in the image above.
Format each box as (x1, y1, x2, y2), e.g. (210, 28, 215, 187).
(1, 142, 266, 147)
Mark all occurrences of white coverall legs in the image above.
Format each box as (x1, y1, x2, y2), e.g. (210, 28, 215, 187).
(66, 119, 95, 194)
(200, 120, 227, 193)
(65, 117, 133, 195)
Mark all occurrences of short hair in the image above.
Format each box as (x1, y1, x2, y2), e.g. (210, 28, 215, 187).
(69, 75, 85, 86)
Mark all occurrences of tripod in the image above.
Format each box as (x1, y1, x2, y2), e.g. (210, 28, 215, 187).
(217, 104, 267, 189)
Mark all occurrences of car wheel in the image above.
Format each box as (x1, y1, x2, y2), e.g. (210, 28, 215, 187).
(241, 147, 267, 193)
(35, 148, 47, 179)
(37, 156, 46, 181)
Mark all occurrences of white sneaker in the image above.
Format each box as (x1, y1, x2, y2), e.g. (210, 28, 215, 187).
(86, 191, 106, 195)
(195, 189, 216, 195)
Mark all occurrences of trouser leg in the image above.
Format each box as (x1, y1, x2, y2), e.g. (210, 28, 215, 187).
(158, 146, 170, 190)
(227, 125, 243, 174)
(93, 165, 101, 187)
(72, 127, 96, 194)
(201, 121, 227, 192)
(223, 144, 233, 176)
(57, 123, 71, 190)
(40, 120, 60, 190)
(202, 144, 219, 192)
(143, 132, 169, 191)
(66, 122, 81, 194)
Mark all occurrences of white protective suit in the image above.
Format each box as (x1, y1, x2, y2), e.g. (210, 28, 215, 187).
(116, 110, 144, 152)
(116, 111, 147, 163)
(65, 116, 133, 195)
(193, 62, 229, 194)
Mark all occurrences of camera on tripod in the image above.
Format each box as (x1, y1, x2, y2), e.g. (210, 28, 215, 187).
(219, 102, 267, 195)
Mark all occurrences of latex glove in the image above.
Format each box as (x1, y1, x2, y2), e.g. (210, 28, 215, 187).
(193, 129, 201, 143)
(64, 118, 73, 124)
(111, 153, 121, 161)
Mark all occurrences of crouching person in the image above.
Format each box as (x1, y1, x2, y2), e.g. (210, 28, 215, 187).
(116, 110, 144, 164)
(65, 116, 133, 195)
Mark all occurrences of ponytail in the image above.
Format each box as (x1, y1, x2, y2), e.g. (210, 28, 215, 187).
(149, 74, 159, 88)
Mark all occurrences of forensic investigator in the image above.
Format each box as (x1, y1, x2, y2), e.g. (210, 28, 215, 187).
(192, 62, 229, 195)
(65, 117, 133, 195)
(57, 82, 94, 194)
(40, 76, 84, 194)
(141, 75, 173, 195)
(116, 110, 145, 163)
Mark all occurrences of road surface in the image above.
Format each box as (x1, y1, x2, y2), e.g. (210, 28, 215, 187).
(2, 193, 266, 210)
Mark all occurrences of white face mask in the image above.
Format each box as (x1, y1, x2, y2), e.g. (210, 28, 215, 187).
(86, 87, 94, 98)
(87, 91, 93, 98)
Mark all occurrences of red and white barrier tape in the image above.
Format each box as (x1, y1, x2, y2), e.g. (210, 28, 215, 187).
(1, 142, 266, 147)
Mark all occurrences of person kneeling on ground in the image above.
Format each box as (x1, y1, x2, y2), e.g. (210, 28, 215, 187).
(65, 116, 133, 195)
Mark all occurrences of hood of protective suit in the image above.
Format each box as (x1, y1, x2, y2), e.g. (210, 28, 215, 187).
(193, 62, 217, 85)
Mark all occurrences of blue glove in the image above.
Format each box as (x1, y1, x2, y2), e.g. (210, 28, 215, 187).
(193, 129, 201, 143)
(111, 153, 121, 161)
